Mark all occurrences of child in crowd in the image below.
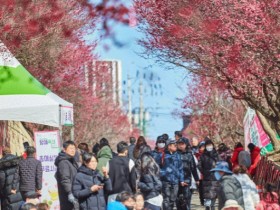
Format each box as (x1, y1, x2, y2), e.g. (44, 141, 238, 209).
(256, 183, 280, 210)
(36, 203, 50, 210)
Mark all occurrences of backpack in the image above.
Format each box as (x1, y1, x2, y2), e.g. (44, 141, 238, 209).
(238, 150, 251, 168)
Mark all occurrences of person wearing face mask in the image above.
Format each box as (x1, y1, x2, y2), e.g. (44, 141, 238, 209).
(198, 139, 221, 210)
(176, 137, 199, 210)
(160, 139, 184, 210)
(210, 161, 244, 210)
(106, 141, 136, 202)
(151, 136, 166, 167)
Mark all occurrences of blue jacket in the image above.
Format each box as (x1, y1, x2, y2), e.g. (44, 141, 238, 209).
(150, 149, 164, 167)
(107, 201, 127, 210)
(159, 151, 184, 184)
(72, 165, 112, 210)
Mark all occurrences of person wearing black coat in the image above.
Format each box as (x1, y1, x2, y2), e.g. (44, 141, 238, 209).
(0, 147, 23, 210)
(19, 146, 42, 200)
(177, 138, 199, 210)
(72, 152, 112, 210)
(138, 152, 162, 210)
(55, 141, 79, 210)
(198, 139, 221, 210)
(107, 141, 137, 202)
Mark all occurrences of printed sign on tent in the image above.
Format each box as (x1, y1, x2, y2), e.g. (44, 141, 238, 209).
(61, 106, 74, 126)
(35, 130, 61, 210)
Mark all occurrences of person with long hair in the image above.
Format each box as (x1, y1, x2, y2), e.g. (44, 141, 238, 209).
(138, 152, 163, 210)
(233, 165, 259, 210)
(133, 136, 151, 160)
(72, 153, 112, 210)
(256, 183, 280, 210)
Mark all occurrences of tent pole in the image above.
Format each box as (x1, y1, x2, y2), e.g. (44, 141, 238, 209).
(70, 127, 74, 141)
(59, 126, 63, 143)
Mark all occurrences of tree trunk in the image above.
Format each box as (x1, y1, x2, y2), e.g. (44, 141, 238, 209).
(256, 111, 280, 151)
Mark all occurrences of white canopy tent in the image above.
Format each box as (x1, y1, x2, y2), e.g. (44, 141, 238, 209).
(0, 42, 74, 128)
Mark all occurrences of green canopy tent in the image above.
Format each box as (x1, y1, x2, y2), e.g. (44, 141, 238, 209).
(0, 42, 74, 128)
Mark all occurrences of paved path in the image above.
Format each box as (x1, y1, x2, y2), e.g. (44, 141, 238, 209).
(191, 191, 205, 210)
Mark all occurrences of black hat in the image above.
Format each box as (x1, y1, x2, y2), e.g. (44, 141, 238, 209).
(198, 141, 205, 148)
(205, 139, 214, 146)
(156, 136, 165, 143)
(177, 137, 190, 145)
(166, 139, 177, 146)
(25, 191, 41, 199)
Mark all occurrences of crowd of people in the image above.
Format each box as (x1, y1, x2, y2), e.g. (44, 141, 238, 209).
(0, 132, 279, 210)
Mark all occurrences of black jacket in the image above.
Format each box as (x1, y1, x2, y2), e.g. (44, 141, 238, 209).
(128, 144, 135, 161)
(218, 174, 244, 210)
(72, 165, 112, 210)
(108, 156, 136, 195)
(19, 156, 42, 192)
(0, 154, 23, 210)
(178, 149, 199, 184)
(55, 152, 79, 210)
(198, 150, 221, 199)
(138, 174, 162, 200)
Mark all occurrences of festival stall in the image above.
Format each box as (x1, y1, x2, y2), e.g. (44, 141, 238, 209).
(0, 42, 73, 209)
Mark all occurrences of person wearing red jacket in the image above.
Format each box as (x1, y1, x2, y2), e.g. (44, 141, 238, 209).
(247, 143, 261, 177)
(231, 142, 244, 169)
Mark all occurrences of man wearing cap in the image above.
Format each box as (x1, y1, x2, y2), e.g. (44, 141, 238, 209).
(159, 139, 184, 210)
(210, 161, 244, 210)
(176, 137, 199, 210)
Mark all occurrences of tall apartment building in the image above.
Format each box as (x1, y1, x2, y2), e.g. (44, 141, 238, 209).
(84, 60, 123, 106)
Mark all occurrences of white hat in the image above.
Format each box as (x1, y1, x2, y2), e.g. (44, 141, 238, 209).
(222, 200, 243, 210)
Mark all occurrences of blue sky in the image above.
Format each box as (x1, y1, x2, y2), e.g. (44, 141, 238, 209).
(94, 9, 187, 141)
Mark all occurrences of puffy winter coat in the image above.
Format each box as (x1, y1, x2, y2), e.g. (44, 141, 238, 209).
(178, 149, 199, 184)
(160, 151, 184, 184)
(198, 150, 221, 199)
(233, 173, 259, 210)
(55, 152, 79, 210)
(72, 165, 112, 210)
(138, 174, 162, 200)
(218, 174, 244, 210)
(18, 156, 42, 192)
(151, 148, 165, 167)
(231, 147, 244, 169)
(249, 146, 261, 176)
(97, 146, 112, 175)
(0, 154, 23, 210)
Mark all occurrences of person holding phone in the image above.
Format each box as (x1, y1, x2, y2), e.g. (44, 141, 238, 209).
(72, 153, 112, 210)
